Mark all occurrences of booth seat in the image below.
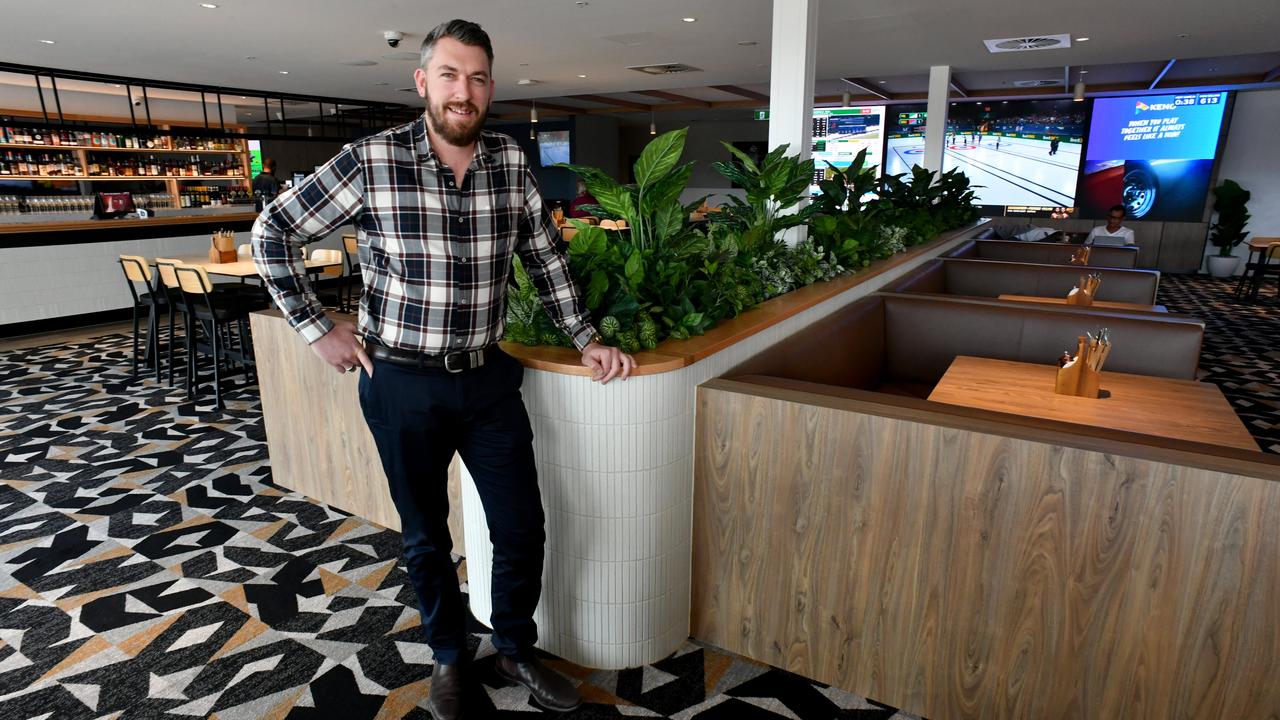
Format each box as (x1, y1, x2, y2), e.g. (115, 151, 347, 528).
(948, 238, 1140, 268)
(728, 292, 1203, 399)
(888, 258, 1161, 305)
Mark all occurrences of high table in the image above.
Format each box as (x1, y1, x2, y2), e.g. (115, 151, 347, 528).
(928, 355, 1258, 451)
(996, 293, 1168, 313)
(169, 255, 341, 279)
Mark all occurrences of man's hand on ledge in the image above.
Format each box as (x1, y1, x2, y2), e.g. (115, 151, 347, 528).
(581, 342, 636, 384)
(312, 321, 373, 376)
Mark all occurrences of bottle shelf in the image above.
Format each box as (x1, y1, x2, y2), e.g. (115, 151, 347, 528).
(2, 175, 244, 181)
(0, 143, 242, 154)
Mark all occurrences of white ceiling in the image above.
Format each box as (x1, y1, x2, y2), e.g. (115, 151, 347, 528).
(0, 0, 1277, 107)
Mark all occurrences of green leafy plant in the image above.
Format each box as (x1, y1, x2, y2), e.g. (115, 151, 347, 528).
(1208, 179, 1251, 257)
(504, 256, 572, 347)
(709, 143, 820, 259)
(557, 128, 705, 254)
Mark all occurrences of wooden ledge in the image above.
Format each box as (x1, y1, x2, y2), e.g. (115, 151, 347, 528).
(0, 211, 259, 235)
(506, 220, 986, 375)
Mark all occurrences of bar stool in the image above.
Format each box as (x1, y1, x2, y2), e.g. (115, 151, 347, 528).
(175, 265, 260, 410)
(1234, 236, 1280, 301)
(153, 258, 189, 387)
(342, 234, 362, 311)
(309, 248, 346, 310)
(117, 255, 168, 379)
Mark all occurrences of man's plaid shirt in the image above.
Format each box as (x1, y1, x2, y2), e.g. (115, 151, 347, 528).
(251, 115, 596, 353)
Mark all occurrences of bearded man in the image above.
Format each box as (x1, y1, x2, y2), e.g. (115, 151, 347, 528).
(251, 19, 635, 719)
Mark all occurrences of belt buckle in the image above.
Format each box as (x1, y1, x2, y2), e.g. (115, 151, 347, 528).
(443, 351, 467, 373)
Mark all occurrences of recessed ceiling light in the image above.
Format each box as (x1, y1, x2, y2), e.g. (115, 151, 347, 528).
(38, 39, 55, 45)
(878, 80, 887, 84)
(519, 63, 529, 67)
(1075, 36, 1089, 41)
(682, 17, 697, 23)
(737, 40, 757, 46)
(1079, 70, 1089, 74)
(200, 3, 218, 8)
(244, 56, 256, 61)
(278, 70, 289, 75)
(577, 74, 588, 78)
(1177, 33, 1190, 38)
(1002, 100, 1009, 104)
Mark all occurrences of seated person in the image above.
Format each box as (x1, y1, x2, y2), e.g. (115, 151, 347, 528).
(568, 180, 598, 219)
(1087, 205, 1136, 247)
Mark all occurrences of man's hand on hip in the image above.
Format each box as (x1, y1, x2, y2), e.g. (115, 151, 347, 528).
(311, 321, 373, 376)
(581, 342, 636, 384)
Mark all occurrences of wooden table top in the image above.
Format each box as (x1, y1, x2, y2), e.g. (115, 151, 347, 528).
(168, 255, 341, 278)
(997, 293, 1167, 313)
(928, 356, 1258, 451)
(1246, 236, 1280, 250)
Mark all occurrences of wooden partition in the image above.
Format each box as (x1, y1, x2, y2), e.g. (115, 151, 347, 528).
(692, 378, 1280, 719)
(250, 310, 464, 553)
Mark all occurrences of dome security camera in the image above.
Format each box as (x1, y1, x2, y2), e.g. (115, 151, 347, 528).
(384, 30, 404, 48)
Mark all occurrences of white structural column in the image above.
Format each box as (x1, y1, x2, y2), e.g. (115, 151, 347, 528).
(922, 65, 952, 173)
(767, 0, 820, 245)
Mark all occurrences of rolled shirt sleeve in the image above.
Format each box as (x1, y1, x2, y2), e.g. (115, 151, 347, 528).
(515, 167, 598, 351)
(251, 145, 365, 344)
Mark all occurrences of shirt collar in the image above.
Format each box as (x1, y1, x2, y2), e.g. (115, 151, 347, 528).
(413, 113, 496, 168)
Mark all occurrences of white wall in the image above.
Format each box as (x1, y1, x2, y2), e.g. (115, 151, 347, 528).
(1207, 88, 1280, 269)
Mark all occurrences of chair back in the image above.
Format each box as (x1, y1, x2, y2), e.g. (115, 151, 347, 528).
(342, 234, 357, 254)
(119, 255, 152, 283)
(176, 265, 213, 294)
(154, 258, 183, 290)
(342, 234, 361, 277)
(237, 243, 252, 261)
(311, 248, 344, 278)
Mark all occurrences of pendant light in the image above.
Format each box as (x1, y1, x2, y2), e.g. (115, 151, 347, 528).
(842, 92, 850, 108)
(649, 107, 656, 135)
(1072, 69, 1086, 102)
(530, 98, 539, 123)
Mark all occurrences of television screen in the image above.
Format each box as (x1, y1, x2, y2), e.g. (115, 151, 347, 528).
(247, 139, 263, 177)
(1079, 91, 1229, 221)
(942, 99, 1086, 215)
(537, 130, 571, 166)
(810, 106, 884, 194)
(884, 104, 928, 177)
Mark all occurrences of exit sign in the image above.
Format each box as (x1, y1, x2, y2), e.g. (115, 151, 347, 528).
(754, 110, 769, 120)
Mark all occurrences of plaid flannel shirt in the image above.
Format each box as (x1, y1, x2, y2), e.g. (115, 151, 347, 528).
(251, 115, 596, 353)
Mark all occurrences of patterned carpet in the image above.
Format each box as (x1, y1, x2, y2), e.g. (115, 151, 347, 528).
(1158, 273, 1280, 454)
(0, 335, 916, 718)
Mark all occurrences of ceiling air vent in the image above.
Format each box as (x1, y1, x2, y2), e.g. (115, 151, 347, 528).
(983, 34, 1071, 53)
(1012, 79, 1064, 88)
(627, 63, 703, 75)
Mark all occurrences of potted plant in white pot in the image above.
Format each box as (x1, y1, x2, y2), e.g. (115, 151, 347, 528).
(1206, 179, 1251, 278)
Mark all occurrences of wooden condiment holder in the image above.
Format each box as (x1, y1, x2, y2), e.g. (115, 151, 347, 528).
(1054, 332, 1111, 398)
(208, 229, 237, 264)
(1065, 272, 1101, 306)
(1069, 246, 1092, 265)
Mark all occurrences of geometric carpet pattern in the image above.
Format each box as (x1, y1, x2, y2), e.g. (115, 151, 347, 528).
(0, 334, 917, 719)
(1158, 273, 1280, 455)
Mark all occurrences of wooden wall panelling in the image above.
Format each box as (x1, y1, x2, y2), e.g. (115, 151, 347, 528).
(1159, 221, 1211, 273)
(692, 381, 1280, 719)
(1130, 220, 1164, 268)
(250, 311, 464, 554)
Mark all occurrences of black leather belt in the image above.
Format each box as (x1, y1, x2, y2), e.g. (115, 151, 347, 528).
(366, 343, 497, 373)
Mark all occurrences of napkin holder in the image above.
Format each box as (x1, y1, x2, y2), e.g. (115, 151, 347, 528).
(1069, 246, 1091, 265)
(1065, 272, 1101, 306)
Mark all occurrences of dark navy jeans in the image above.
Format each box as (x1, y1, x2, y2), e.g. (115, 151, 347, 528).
(358, 349, 544, 664)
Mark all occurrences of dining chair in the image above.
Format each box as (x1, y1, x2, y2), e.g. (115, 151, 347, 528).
(118, 255, 168, 380)
(175, 265, 259, 410)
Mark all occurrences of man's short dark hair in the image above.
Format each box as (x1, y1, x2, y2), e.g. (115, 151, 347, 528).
(264, 158, 276, 172)
(1108, 204, 1125, 216)
(419, 20, 494, 69)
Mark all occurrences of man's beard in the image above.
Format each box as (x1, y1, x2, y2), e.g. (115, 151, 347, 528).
(425, 93, 486, 147)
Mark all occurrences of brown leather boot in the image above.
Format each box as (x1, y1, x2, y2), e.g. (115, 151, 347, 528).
(494, 655, 582, 712)
(427, 661, 465, 719)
